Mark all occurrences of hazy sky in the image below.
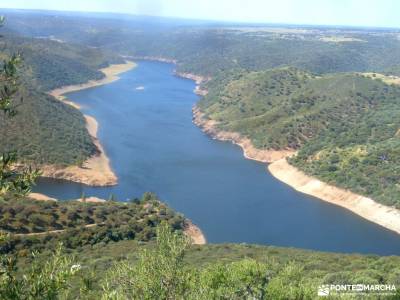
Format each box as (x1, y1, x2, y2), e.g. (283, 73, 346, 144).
(0, 0, 399, 28)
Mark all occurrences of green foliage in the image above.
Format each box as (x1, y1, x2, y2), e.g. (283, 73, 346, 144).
(266, 263, 315, 300)
(0, 18, 40, 199)
(2, 34, 121, 91)
(0, 29, 118, 166)
(0, 53, 21, 116)
(101, 224, 301, 300)
(290, 139, 400, 207)
(4, 223, 400, 299)
(102, 223, 193, 299)
(0, 88, 97, 165)
(0, 193, 185, 254)
(0, 152, 39, 198)
(200, 68, 400, 206)
(197, 259, 271, 299)
(0, 244, 79, 300)
(82, 225, 399, 299)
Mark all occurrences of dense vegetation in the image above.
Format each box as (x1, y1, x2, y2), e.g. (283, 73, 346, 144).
(199, 68, 400, 206)
(1, 34, 121, 90)
(3, 224, 398, 299)
(0, 32, 121, 165)
(0, 87, 96, 165)
(0, 20, 39, 198)
(0, 193, 185, 255)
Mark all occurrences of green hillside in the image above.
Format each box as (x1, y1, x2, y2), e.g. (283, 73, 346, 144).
(199, 69, 400, 206)
(0, 193, 184, 254)
(0, 86, 96, 165)
(0, 33, 121, 165)
(1, 34, 121, 90)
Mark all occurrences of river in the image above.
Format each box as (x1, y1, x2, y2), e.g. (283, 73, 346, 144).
(34, 60, 400, 255)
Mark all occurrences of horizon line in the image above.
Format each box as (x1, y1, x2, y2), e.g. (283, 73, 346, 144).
(1, 7, 399, 30)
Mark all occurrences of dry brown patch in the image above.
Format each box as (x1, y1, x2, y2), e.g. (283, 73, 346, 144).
(320, 36, 365, 43)
(184, 220, 206, 245)
(361, 72, 400, 85)
(28, 193, 57, 201)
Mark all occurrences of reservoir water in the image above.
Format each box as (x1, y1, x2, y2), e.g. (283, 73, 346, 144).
(35, 61, 400, 255)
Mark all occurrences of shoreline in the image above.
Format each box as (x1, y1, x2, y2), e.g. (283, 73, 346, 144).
(42, 61, 137, 186)
(268, 159, 400, 235)
(192, 105, 400, 235)
(49, 61, 136, 99)
(122, 55, 178, 65)
(174, 72, 210, 96)
(193, 106, 295, 163)
(29, 192, 106, 203)
(123, 55, 210, 96)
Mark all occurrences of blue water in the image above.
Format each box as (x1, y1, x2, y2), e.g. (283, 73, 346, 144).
(35, 61, 400, 255)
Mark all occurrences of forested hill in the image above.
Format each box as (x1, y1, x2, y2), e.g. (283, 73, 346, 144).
(2, 34, 122, 90)
(0, 32, 121, 165)
(3, 10, 400, 77)
(199, 68, 400, 207)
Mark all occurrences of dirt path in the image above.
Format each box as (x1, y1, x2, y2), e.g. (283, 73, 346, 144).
(14, 223, 104, 237)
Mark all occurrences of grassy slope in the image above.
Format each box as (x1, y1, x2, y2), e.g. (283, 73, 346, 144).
(199, 69, 400, 207)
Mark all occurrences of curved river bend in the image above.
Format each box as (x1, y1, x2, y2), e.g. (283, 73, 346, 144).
(35, 61, 400, 255)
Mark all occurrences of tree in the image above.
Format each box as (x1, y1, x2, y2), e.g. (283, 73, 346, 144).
(0, 243, 80, 299)
(0, 17, 39, 199)
(102, 222, 193, 299)
(100, 223, 317, 299)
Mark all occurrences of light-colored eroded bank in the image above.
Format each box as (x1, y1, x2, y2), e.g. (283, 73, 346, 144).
(193, 105, 400, 236)
(41, 61, 137, 186)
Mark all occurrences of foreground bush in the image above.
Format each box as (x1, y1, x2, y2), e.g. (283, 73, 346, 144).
(101, 223, 314, 300)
